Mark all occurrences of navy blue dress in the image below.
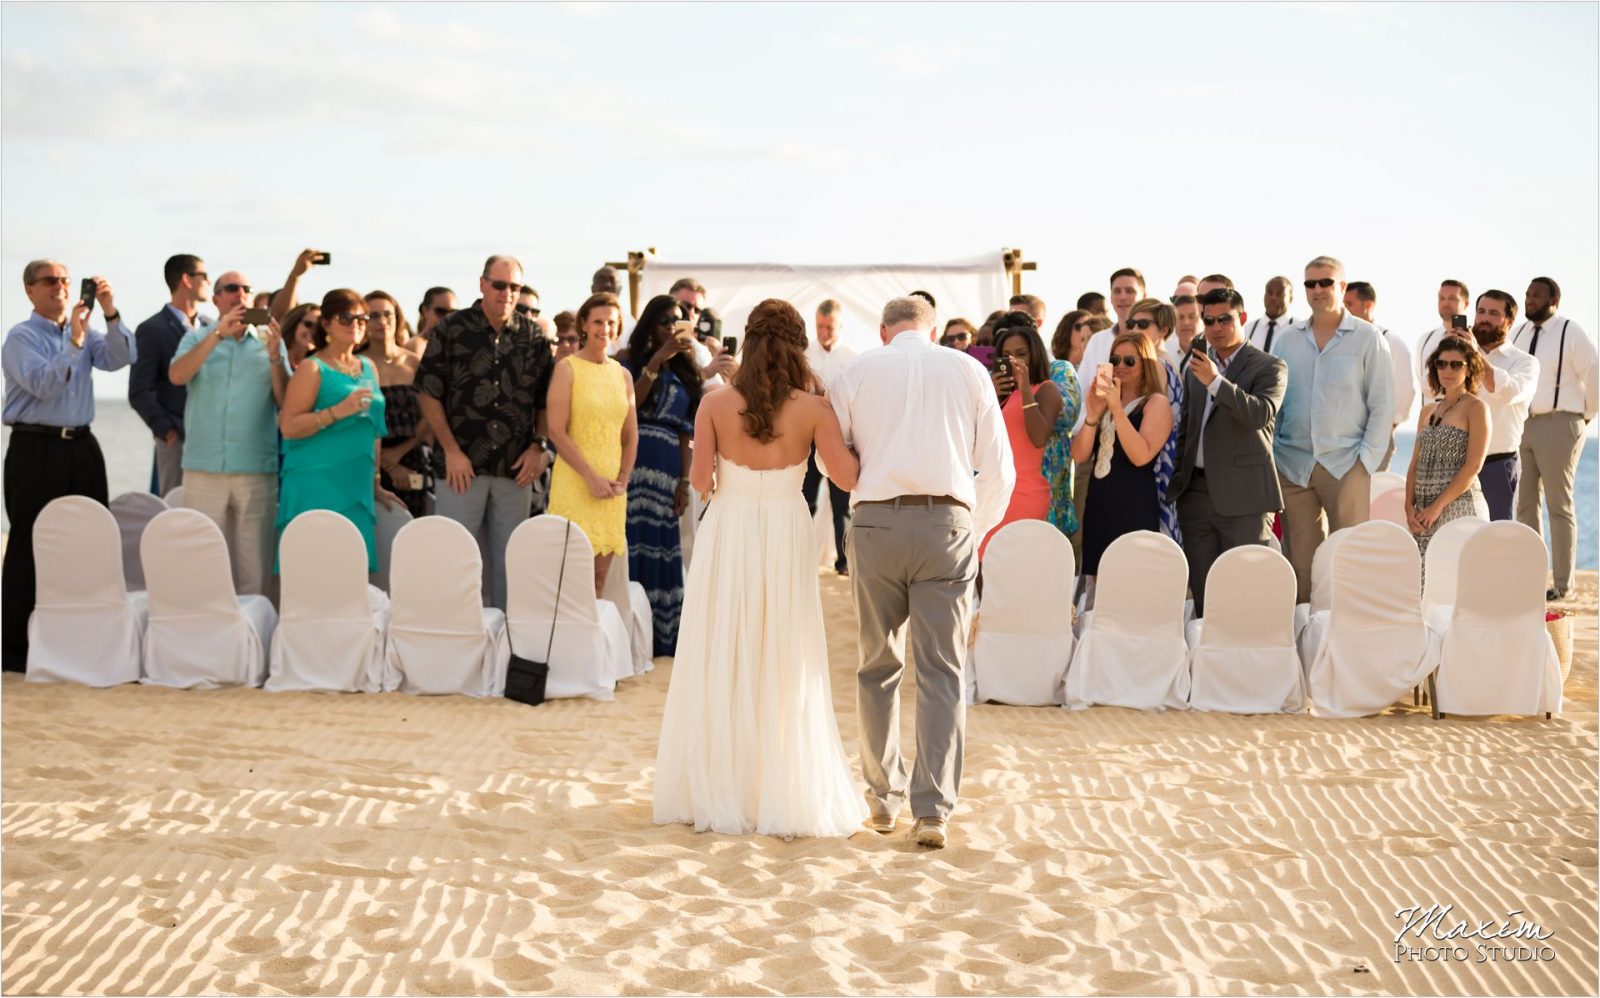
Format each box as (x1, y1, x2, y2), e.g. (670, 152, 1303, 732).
(622, 361, 697, 656)
(1081, 401, 1161, 576)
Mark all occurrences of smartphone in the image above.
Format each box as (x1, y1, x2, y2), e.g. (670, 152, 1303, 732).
(242, 307, 272, 326)
(1451, 314, 1468, 330)
(311, 252, 331, 265)
(79, 278, 97, 312)
(722, 336, 737, 354)
(671, 319, 694, 339)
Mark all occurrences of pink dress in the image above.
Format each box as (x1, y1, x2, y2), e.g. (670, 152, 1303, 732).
(981, 391, 1051, 558)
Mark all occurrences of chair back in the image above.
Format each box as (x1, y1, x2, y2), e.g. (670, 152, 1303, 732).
(108, 491, 168, 591)
(389, 516, 486, 634)
(507, 515, 601, 634)
(1328, 520, 1422, 628)
(1424, 517, 1491, 618)
(372, 501, 413, 591)
(280, 510, 373, 623)
(1198, 545, 1297, 649)
(981, 520, 1075, 635)
(1090, 531, 1186, 640)
(141, 508, 241, 619)
(35, 496, 129, 608)
(163, 484, 186, 508)
(1454, 522, 1546, 627)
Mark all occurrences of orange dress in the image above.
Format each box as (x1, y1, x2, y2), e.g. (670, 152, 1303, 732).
(981, 391, 1051, 558)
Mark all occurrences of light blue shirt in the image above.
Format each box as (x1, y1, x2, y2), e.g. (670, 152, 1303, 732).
(1271, 311, 1394, 487)
(174, 322, 279, 474)
(2, 311, 135, 427)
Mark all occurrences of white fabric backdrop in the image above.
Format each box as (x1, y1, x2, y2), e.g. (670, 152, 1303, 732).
(637, 252, 1013, 354)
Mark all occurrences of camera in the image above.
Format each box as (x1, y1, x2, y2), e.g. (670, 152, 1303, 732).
(696, 307, 722, 341)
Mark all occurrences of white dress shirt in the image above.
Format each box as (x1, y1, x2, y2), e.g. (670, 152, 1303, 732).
(1511, 314, 1599, 420)
(805, 338, 859, 393)
(1414, 324, 1449, 396)
(1243, 313, 1295, 353)
(1072, 325, 1119, 432)
(1479, 341, 1540, 455)
(1377, 327, 1416, 427)
(826, 329, 1015, 540)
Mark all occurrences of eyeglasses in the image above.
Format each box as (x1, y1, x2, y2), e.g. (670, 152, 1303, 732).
(1303, 278, 1337, 289)
(429, 306, 455, 318)
(485, 279, 525, 294)
(1201, 314, 1238, 326)
(1125, 318, 1156, 331)
(218, 282, 253, 295)
(1433, 358, 1467, 370)
(1110, 355, 1139, 368)
(188, 271, 209, 282)
(332, 313, 369, 327)
(515, 303, 541, 317)
(26, 274, 70, 287)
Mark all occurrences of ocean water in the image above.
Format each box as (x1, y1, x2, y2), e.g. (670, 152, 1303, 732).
(4, 399, 1597, 570)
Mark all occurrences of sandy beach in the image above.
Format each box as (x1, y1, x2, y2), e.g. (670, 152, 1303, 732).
(2, 572, 1595, 996)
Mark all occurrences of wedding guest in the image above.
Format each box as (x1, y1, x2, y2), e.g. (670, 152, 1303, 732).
(1070, 314, 1115, 563)
(1512, 275, 1598, 599)
(620, 295, 702, 653)
(552, 310, 579, 360)
(942, 318, 976, 350)
(1070, 332, 1172, 595)
(2, 262, 134, 671)
(267, 248, 330, 321)
(974, 310, 1008, 347)
(169, 269, 287, 598)
(801, 300, 859, 574)
(1075, 267, 1146, 424)
(591, 266, 621, 295)
(1009, 293, 1045, 329)
(981, 315, 1065, 557)
(1052, 309, 1094, 370)
(1169, 289, 1287, 617)
(1467, 290, 1538, 521)
(1196, 274, 1234, 298)
(417, 255, 553, 610)
(1414, 279, 1470, 392)
(1344, 281, 1416, 470)
(1124, 298, 1185, 543)
(282, 303, 320, 372)
(516, 285, 541, 320)
(416, 286, 457, 341)
(671, 277, 735, 383)
(1173, 294, 1201, 366)
(277, 289, 399, 569)
(1244, 276, 1296, 353)
(1172, 276, 1198, 300)
(361, 290, 430, 517)
(1272, 255, 1394, 603)
(130, 253, 207, 496)
(548, 292, 638, 596)
(1406, 335, 1489, 576)
(1076, 291, 1108, 318)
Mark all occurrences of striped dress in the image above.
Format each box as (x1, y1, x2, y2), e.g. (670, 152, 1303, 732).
(623, 362, 697, 657)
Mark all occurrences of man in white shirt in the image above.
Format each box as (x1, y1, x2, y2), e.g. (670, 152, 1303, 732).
(1009, 293, 1046, 330)
(825, 295, 1013, 849)
(802, 299, 859, 574)
(1511, 276, 1597, 600)
(1343, 281, 1415, 470)
(1074, 267, 1146, 431)
(1466, 290, 1539, 521)
(1413, 279, 1471, 392)
(1243, 276, 1295, 352)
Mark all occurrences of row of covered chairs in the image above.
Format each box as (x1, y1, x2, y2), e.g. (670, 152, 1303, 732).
(967, 517, 1563, 719)
(26, 498, 643, 700)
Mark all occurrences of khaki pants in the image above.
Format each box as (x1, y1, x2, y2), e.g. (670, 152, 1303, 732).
(848, 500, 977, 822)
(1280, 461, 1371, 604)
(1517, 411, 1587, 592)
(182, 470, 278, 601)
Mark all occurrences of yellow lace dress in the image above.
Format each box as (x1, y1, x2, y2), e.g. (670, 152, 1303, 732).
(548, 354, 630, 556)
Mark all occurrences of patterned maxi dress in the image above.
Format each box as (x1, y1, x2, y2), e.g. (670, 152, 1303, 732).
(1042, 359, 1084, 538)
(378, 382, 430, 518)
(1153, 357, 1184, 545)
(623, 362, 697, 657)
(1412, 419, 1489, 581)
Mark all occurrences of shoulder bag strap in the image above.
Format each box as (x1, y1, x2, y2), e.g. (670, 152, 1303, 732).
(546, 518, 571, 663)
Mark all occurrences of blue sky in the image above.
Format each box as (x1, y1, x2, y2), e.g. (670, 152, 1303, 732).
(3, 1, 1596, 414)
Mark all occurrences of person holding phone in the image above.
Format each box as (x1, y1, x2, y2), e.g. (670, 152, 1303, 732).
(1070, 333, 1173, 596)
(267, 247, 332, 323)
(980, 314, 1066, 559)
(618, 294, 703, 655)
(277, 288, 400, 572)
(361, 289, 431, 517)
(169, 269, 287, 599)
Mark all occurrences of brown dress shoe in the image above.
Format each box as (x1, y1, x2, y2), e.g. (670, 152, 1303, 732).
(912, 816, 947, 849)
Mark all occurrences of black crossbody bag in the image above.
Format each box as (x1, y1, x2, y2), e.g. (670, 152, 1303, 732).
(504, 519, 570, 706)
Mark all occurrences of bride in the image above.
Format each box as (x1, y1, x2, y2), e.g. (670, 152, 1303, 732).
(653, 298, 869, 838)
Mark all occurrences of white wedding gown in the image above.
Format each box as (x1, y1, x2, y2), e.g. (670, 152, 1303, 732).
(653, 456, 868, 837)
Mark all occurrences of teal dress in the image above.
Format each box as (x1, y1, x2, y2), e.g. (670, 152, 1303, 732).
(277, 356, 387, 571)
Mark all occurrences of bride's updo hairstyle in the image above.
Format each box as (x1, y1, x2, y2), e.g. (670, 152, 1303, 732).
(732, 298, 815, 444)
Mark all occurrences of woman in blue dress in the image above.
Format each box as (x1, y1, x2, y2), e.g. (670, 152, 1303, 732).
(618, 295, 703, 657)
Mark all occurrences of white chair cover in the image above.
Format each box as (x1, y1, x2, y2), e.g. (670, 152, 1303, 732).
(268, 511, 392, 693)
(1369, 471, 1407, 503)
(1294, 524, 1352, 638)
(384, 516, 509, 697)
(600, 541, 655, 676)
(26, 496, 147, 686)
(1186, 546, 1305, 713)
(506, 516, 631, 701)
(370, 501, 413, 592)
(1298, 520, 1429, 718)
(1370, 487, 1410, 529)
(1429, 522, 1562, 716)
(108, 491, 167, 592)
(140, 508, 275, 689)
(163, 484, 185, 508)
(1064, 531, 1190, 710)
(1421, 517, 1490, 620)
(969, 520, 1075, 706)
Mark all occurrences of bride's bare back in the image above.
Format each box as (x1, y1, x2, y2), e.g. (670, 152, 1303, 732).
(689, 388, 858, 493)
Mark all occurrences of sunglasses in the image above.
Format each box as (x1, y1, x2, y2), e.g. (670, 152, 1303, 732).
(219, 282, 253, 295)
(556, 335, 580, 346)
(1125, 318, 1156, 331)
(948, 332, 972, 341)
(1072, 320, 1092, 330)
(429, 306, 455, 318)
(515, 303, 541, 316)
(485, 279, 525, 294)
(332, 313, 369, 327)
(367, 311, 395, 322)
(1433, 358, 1467, 370)
(27, 274, 70, 287)
(1201, 314, 1238, 326)
(1304, 278, 1337, 289)
(1110, 355, 1139, 367)
(188, 271, 209, 282)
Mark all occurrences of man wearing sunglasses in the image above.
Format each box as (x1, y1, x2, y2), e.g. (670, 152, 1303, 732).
(169, 270, 287, 601)
(1270, 255, 1394, 603)
(2, 259, 135, 671)
(417, 254, 554, 611)
(1169, 288, 1287, 618)
(130, 253, 210, 497)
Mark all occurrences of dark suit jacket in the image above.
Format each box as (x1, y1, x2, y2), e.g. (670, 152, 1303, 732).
(1169, 341, 1287, 516)
(128, 307, 189, 438)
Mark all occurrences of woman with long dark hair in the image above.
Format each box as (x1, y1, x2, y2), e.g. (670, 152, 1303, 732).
(1407, 335, 1490, 573)
(981, 315, 1065, 556)
(618, 294, 704, 655)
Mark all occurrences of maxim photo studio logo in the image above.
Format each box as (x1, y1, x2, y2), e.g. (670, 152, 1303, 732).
(1393, 904, 1556, 964)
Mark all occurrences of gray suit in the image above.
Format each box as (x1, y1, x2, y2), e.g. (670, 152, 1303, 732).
(1169, 342, 1287, 616)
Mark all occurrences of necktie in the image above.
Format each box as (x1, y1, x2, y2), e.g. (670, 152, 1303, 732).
(1528, 324, 1543, 356)
(1263, 319, 1277, 352)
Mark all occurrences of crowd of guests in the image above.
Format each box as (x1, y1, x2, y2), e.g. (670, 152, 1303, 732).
(2, 251, 1595, 674)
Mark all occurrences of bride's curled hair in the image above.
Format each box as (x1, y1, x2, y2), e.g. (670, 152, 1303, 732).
(732, 298, 814, 443)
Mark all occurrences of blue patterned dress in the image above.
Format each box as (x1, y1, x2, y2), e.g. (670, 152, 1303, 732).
(1041, 359, 1084, 537)
(1153, 356, 1184, 545)
(622, 361, 697, 657)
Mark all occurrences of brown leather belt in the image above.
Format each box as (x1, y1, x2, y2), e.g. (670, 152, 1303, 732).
(857, 494, 966, 509)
